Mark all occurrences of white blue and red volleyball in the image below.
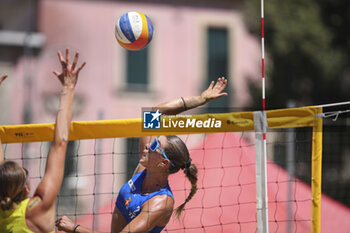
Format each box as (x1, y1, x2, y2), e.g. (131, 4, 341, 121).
(115, 12, 154, 51)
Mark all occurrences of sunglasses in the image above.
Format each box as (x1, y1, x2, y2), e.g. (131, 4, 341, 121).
(149, 137, 175, 167)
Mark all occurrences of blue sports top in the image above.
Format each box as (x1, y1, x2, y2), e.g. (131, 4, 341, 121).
(116, 170, 174, 233)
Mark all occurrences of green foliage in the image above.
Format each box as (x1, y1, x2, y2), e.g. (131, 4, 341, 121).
(244, 0, 350, 209)
(244, 0, 349, 108)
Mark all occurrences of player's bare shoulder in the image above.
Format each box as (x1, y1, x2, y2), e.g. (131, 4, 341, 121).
(143, 195, 174, 214)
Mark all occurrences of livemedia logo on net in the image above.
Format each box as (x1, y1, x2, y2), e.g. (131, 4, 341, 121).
(143, 109, 222, 130)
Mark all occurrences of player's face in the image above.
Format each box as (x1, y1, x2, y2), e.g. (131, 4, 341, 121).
(140, 136, 170, 169)
(21, 167, 31, 194)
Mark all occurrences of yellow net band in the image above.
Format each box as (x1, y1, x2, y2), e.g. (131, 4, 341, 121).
(1, 107, 319, 144)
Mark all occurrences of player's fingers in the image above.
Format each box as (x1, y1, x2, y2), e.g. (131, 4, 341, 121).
(76, 61, 86, 74)
(218, 92, 228, 97)
(0, 75, 8, 83)
(211, 93, 228, 100)
(221, 78, 228, 88)
(53, 71, 64, 84)
(66, 48, 70, 66)
(216, 77, 224, 86)
(53, 71, 60, 77)
(222, 79, 228, 89)
(215, 77, 226, 90)
(221, 77, 227, 85)
(57, 51, 64, 62)
(55, 217, 62, 225)
(213, 79, 222, 89)
(72, 52, 79, 70)
(57, 51, 66, 69)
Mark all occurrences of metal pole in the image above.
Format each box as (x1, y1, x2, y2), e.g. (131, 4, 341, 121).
(286, 101, 295, 233)
(254, 111, 269, 233)
(259, 0, 269, 232)
(316, 101, 350, 108)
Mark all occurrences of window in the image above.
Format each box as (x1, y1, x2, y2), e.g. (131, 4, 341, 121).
(126, 48, 149, 92)
(126, 138, 140, 178)
(58, 141, 77, 207)
(206, 27, 230, 112)
(64, 141, 77, 177)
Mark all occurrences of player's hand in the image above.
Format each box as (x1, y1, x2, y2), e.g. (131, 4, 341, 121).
(56, 215, 75, 232)
(53, 49, 86, 89)
(200, 77, 228, 103)
(0, 75, 8, 86)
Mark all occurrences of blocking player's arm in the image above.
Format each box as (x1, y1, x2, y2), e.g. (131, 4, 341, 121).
(56, 207, 128, 233)
(153, 77, 228, 115)
(0, 75, 8, 163)
(33, 49, 85, 210)
(56, 215, 103, 233)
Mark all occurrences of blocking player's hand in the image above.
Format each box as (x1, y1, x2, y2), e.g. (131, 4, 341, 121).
(56, 215, 75, 232)
(0, 75, 8, 86)
(53, 48, 86, 89)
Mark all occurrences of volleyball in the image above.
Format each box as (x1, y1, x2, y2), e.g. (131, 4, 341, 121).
(115, 12, 154, 51)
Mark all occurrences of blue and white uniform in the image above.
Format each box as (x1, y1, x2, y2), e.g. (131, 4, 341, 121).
(116, 170, 174, 233)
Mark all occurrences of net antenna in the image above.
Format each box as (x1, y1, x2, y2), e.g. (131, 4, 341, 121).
(261, 0, 266, 112)
(256, 0, 269, 232)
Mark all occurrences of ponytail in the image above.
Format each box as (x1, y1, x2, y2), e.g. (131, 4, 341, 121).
(164, 136, 198, 218)
(0, 197, 16, 211)
(175, 163, 198, 218)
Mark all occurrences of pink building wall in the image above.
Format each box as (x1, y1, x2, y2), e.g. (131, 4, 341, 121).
(4, 0, 262, 126)
(16, 0, 261, 124)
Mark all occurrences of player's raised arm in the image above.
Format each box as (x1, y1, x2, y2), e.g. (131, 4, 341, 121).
(136, 77, 228, 176)
(154, 77, 227, 115)
(0, 75, 8, 164)
(32, 49, 85, 210)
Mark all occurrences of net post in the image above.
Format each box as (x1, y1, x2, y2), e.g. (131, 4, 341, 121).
(311, 107, 323, 233)
(254, 111, 269, 233)
(286, 101, 296, 233)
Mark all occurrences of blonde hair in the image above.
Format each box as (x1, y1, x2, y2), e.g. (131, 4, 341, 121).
(164, 136, 198, 217)
(0, 161, 27, 211)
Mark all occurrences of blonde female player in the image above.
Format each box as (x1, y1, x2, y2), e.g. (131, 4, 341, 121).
(0, 49, 85, 233)
(56, 77, 228, 233)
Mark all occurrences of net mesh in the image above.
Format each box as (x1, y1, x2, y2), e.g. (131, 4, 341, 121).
(266, 128, 313, 233)
(2, 130, 316, 233)
(2, 107, 350, 232)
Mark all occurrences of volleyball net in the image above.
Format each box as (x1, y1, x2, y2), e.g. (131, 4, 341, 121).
(1, 106, 350, 232)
